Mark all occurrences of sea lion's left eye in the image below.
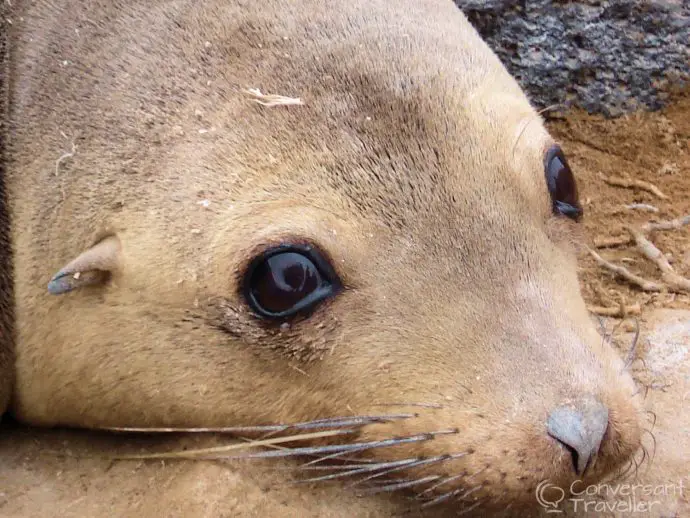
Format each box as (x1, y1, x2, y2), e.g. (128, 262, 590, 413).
(544, 145, 583, 222)
(244, 245, 341, 319)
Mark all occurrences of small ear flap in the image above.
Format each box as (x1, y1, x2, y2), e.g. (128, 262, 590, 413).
(48, 235, 122, 295)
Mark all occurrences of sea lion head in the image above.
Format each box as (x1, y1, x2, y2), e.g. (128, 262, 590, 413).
(9, 0, 643, 512)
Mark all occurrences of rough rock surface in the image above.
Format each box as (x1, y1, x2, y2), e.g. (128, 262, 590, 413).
(455, 0, 689, 117)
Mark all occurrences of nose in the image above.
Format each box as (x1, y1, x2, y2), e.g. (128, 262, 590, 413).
(547, 396, 609, 475)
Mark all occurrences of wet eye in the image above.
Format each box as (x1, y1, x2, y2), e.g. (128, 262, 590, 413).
(244, 244, 341, 319)
(544, 145, 583, 221)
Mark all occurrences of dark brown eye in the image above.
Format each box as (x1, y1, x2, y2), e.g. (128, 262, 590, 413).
(244, 244, 341, 319)
(545, 145, 583, 221)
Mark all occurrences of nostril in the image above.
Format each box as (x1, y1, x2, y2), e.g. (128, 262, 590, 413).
(547, 397, 609, 476)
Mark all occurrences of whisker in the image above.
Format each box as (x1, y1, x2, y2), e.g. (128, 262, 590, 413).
(624, 319, 640, 369)
(465, 465, 488, 482)
(236, 442, 381, 460)
(100, 414, 416, 434)
(349, 458, 435, 487)
(616, 459, 635, 480)
(298, 429, 458, 467)
(295, 458, 419, 484)
(419, 473, 465, 496)
(457, 498, 484, 516)
(371, 402, 444, 409)
(364, 478, 418, 487)
(323, 455, 380, 465)
(234, 430, 458, 461)
(422, 482, 481, 509)
(253, 414, 417, 441)
(421, 489, 456, 508)
(291, 461, 393, 471)
(641, 428, 657, 462)
(350, 453, 467, 488)
(596, 315, 609, 338)
(258, 414, 417, 440)
(358, 475, 441, 495)
(630, 449, 640, 479)
(641, 383, 650, 400)
(631, 381, 651, 401)
(456, 485, 483, 502)
(299, 448, 381, 467)
(635, 447, 646, 472)
(512, 104, 562, 158)
(235, 436, 382, 466)
(288, 464, 366, 472)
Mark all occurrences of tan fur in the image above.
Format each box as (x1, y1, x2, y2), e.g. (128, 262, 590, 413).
(0, 1, 14, 414)
(4, 0, 643, 513)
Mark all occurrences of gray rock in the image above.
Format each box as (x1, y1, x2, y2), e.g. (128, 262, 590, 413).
(455, 0, 689, 117)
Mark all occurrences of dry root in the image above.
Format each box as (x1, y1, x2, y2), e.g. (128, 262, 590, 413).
(594, 235, 633, 248)
(590, 215, 690, 295)
(593, 215, 690, 249)
(600, 174, 668, 199)
(624, 203, 659, 213)
(645, 214, 690, 232)
(587, 248, 663, 292)
(626, 227, 690, 293)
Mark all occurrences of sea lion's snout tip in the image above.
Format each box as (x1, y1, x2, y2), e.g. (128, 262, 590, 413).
(546, 396, 609, 476)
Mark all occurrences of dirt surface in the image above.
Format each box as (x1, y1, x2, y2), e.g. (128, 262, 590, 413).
(1, 95, 689, 517)
(550, 91, 690, 314)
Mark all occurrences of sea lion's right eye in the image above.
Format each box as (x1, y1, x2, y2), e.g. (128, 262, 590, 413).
(243, 244, 341, 319)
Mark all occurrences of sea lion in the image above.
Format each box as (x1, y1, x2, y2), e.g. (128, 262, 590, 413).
(2, 0, 644, 514)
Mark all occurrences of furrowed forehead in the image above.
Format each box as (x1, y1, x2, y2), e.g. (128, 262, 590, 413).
(289, 96, 552, 230)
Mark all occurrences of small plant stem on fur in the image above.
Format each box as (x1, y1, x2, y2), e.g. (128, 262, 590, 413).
(243, 88, 303, 107)
(54, 142, 76, 176)
(105, 429, 354, 460)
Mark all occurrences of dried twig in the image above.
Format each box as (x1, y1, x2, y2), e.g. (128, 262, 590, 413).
(625, 203, 659, 213)
(594, 235, 633, 248)
(594, 215, 690, 248)
(644, 215, 690, 232)
(626, 227, 690, 293)
(600, 174, 668, 199)
(587, 247, 663, 292)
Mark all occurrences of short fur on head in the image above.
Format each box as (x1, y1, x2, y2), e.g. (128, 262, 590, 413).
(0, 1, 14, 415)
(4, 0, 643, 512)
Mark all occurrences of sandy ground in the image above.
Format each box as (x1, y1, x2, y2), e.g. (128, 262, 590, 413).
(1, 94, 688, 517)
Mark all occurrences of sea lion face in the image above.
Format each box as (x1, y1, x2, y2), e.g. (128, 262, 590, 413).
(9, 0, 642, 512)
(192, 101, 641, 509)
